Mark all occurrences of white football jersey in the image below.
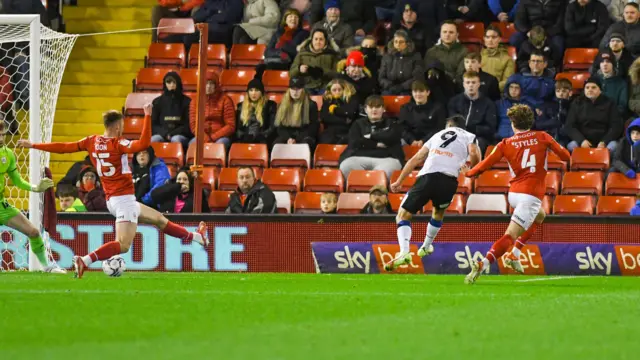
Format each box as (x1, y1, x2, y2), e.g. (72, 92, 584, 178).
(417, 127, 477, 177)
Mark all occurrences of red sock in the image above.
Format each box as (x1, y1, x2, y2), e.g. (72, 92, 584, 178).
(163, 221, 193, 241)
(89, 241, 122, 262)
(515, 223, 538, 250)
(486, 234, 514, 264)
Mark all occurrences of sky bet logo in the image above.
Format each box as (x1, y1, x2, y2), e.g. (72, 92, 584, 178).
(576, 246, 613, 275)
(455, 246, 491, 274)
(373, 244, 424, 274)
(615, 246, 640, 276)
(333, 245, 372, 273)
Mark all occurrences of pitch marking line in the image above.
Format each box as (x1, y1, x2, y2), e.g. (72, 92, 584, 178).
(516, 276, 579, 283)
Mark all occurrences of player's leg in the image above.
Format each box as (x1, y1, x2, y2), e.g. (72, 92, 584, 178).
(137, 203, 209, 246)
(511, 208, 546, 258)
(418, 207, 445, 257)
(503, 195, 543, 273)
(5, 211, 49, 268)
(419, 173, 457, 256)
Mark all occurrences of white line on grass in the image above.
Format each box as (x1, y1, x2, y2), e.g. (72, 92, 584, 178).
(516, 276, 579, 283)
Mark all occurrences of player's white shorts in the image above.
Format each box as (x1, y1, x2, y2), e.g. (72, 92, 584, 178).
(508, 192, 542, 230)
(106, 195, 141, 224)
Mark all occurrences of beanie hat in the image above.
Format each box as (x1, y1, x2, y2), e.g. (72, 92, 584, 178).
(247, 78, 265, 93)
(585, 76, 602, 90)
(610, 32, 626, 43)
(289, 76, 305, 89)
(346, 51, 365, 67)
(324, 0, 340, 12)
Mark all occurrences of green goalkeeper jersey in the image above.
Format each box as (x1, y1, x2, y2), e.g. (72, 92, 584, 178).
(0, 146, 33, 200)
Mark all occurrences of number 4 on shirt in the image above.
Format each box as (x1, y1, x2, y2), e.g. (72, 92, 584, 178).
(521, 148, 536, 173)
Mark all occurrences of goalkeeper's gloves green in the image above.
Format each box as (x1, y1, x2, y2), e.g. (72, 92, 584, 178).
(33, 178, 54, 192)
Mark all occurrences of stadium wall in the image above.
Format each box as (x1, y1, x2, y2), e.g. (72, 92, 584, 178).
(18, 214, 640, 275)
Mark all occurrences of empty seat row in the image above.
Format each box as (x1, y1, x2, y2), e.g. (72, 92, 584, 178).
(147, 43, 267, 70)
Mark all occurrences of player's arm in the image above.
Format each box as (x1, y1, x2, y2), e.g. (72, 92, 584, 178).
(18, 137, 88, 153)
(119, 105, 152, 154)
(467, 142, 482, 167)
(6, 150, 53, 192)
(466, 143, 503, 177)
(390, 145, 429, 193)
(546, 134, 571, 162)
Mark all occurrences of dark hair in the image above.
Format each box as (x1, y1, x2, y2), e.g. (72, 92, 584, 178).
(440, 20, 457, 32)
(103, 110, 123, 128)
(507, 104, 535, 131)
(57, 184, 78, 199)
(529, 49, 547, 61)
(176, 168, 195, 192)
(411, 80, 429, 92)
(365, 95, 384, 108)
(555, 78, 573, 90)
(625, 2, 639, 10)
(464, 52, 481, 62)
(485, 24, 502, 37)
(446, 115, 466, 130)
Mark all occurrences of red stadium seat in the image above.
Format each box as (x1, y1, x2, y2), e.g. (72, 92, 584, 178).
(314, 144, 346, 167)
(220, 69, 256, 92)
(389, 170, 418, 193)
(123, 116, 144, 139)
(262, 70, 290, 93)
(561, 171, 603, 195)
(555, 72, 590, 94)
(458, 22, 485, 44)
(228, 143, 269, 167)
(423, 194, 465, 214)
(596, 196, 636, 215)
(466, 194, 507, 214)
(135, 68, 175, 92)
(270, 144, 311, 168)
(547, 151, 568, 171)
(146, 43, 186, 68)
(457, 173, 474, 195)
(484, 145, 509, 169)
(570, 147, 609, 171)
(229, 44, 266, 68)
(294, 192, 324, 214)
(403, 145, 424, 167)
(186, 142, 226, 167)
(605, 172, 640, 195)
(346, 170, 387, 192)
(463, 43, 481, 53)
(545, 170, 561, 196)
(261, 168, 301, 192)
(490, 22, 516, 43)
(310, 95, 323, 109)
(200, 167, 217, 191)
(563, 48, 598, 72)
(151, 142, 184, 171)
(474, 170, 512, 194)
(388, 193, 406, 212)
(208, 190, 233, 212)
(178, 68, 199, 93)
(218, 167, 264, 190)
(553, 195, 594, 215)
(124, 93, 160, 116)
(303, 169, 344, 193)
(226, 92, 246, 107)
(188, 44, 227, 70)
(266, 93, 283, 104)
(157, 18, 195, 41)
(337, 193, 369, 214)
(383, 95, 410, 117)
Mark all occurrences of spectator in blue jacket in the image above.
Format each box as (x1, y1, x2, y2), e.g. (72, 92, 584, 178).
(496, 78, 525, 140)
(508, 50, 555, 111)
(631, 194, 640, 216)
(182, 0, 245, 50)
(133, 147, 171, 208)
(612, 118, 640, 179)
(534, 78, 573, 144)
(488, 0, 520, 22)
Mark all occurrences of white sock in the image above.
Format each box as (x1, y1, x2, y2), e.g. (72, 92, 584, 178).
(81, 255, 93, 266)
(481, 258, 490, 268)
(192, 232, 204, 245)
(397, 221, 411, 254)
(511, 246, 522, 257)
(422, 219, 443, 248)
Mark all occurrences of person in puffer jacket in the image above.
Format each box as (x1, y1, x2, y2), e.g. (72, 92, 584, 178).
(495, 78, 526, 140)
(379, 29, 424, 95)
(132, 146, 171, 208)
(189, 71, 235, 149)
(612, 118, 640, 179)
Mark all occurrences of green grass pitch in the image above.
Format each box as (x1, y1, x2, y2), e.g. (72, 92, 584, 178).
(1, 273, 639, 360)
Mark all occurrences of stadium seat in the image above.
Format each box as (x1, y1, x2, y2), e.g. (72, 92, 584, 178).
(484, 145, 508, 169)
(188, 44, 227, 70)
(228, 143, 269, 167)
(423, 194, 466, 214)
(273, 191, 292, 213)
(570, 147, 609, 171)
(337, 193, 369, 214)
(270, 144, 311, 168)
(123, 116, 144, 139)
(262, 70, 290, 93)
(186, 142, 226, 167)
(293, 192, 323, 214)
(261, 168, 301, 192)
(389, 170, 418, 193)
(208, 190, 233, 212)
(382, 95, 410, 117)
(458, 22, 484, 44)
(314, 144, 346, 167)
(226, 92, 246, 107)
(507, 46, 517, 61)
(346, 170, 387, 192)
(457, 173, 474, 195)
(266, 93, 283, 104)
(466, 194, 507, 214)
(303, 169, 344, 192)
(220, 69, 256, 92)
(200, 167, 217, 191)
(548, 151, 568, 171)
(490, 22, 516, 43)
(217, 167, 263, 190)
(157, 18, 195, 41)
(135, 68, 175, 92)
(474, 170, 512, 194)
(151, 142, 184, 171)
(403, 145, 424, 167)
(555, 72, 589, 94)
(553, 195, 594, 215)
(463, 43, 481, 53)
(605, 172, 640, 195)
(310, 95, 323, 109)
(176, 68, 198, 93)
(596, 196, 635, 215)
(229, 44, 266, 69)
(124, 93, 160, 116)
(146, 43, 186, 68)
(563, 48, 598, 71)
(388, 193, 405, 212)
(545, 170, 561, 196)
(561, 171, 603, 195)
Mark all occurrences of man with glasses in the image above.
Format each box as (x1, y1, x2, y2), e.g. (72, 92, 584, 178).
(591, 32, 633, 78)
(507, 50, 555, 111)
(600, 2, 640, 57)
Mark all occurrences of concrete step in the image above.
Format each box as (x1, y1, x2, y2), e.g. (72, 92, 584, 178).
(55, 110, 109, 122)
(64, 6, 150, 21)
(57, 96, 125, 110)
(67, 20, 150, 34)
(78, 0, 157, 7)
(75, 33, 150, 49)
(66, 60, 144, 73)
(70, 47, 148, 60)
(59, 84, 132, 98)
(62, 71, 137, 85)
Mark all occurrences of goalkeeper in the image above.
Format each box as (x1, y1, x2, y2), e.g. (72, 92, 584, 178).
(0, 121, 53, 269)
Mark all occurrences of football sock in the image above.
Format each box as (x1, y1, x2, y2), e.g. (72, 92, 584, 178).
(397, 220, 411, 254)
(163, 221, 194, 241)
(514, 223, 539, 253)
(83, 241, 121, 265)
(28, 235, 48, 267)
(485, 234, 514, 265)
(422, 218, 442, 248)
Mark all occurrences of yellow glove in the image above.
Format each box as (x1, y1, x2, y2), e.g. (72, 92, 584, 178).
(329, 104, 337, 114)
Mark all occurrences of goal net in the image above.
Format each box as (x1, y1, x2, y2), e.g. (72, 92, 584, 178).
(0, 15, 77, 271)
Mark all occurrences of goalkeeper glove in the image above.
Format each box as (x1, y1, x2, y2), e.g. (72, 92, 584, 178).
(33, 178, 54, 193)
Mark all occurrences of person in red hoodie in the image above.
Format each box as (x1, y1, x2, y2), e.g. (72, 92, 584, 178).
(189, 71, 236, 149)
(151, 0, 204, 42)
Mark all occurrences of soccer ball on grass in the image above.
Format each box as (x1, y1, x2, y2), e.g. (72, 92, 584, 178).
(102, 255, 126, 277)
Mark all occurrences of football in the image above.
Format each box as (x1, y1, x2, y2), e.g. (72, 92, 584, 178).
(102, 255, 126, 277)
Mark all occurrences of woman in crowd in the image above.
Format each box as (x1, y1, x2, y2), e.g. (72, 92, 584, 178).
(289, 28, 340, 95)
(151, 169, 210, 213)
(256, 8, 309, 79)
(378, 29, 423, 95)
(272, 76, 319, 147)
(481, 25, 515, 91)
(76, 166, 107, 212)
(319, 79, 359, 144)
(235, 79, 278, 144)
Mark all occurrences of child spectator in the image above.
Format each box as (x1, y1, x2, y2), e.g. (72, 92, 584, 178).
(76, 166, 107, 212)
(56, 184, 86, 212)
(189, 71, 235, 150)
(273, 77, 320, 147)
(379, 29, 424, 95)
(320, 192, 338, 214)
(535, 78, 574, 144)
(235, 79, 277, 144)
(458, 52, 500, 101)
(226, 167, 277, 213)
(233, 0, 280, 45)
(516, 26, 558, 73)
(290, 28, 340, 95)
(496, 79, 525, 141)
(151, 71, 192, 150)
(612, 119, 640, 179)
(360, 185, 393, 214)
(319, 79, 359, 144)
(151, 169, 210, 213)
(132, 147, 171, 208)
(399, 80, 446, 146)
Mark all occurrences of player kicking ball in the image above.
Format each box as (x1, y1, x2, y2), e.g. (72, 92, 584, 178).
(464, 104, 570, 284)
(384, 116, 481, 271)
(18, 104, 209, 278)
